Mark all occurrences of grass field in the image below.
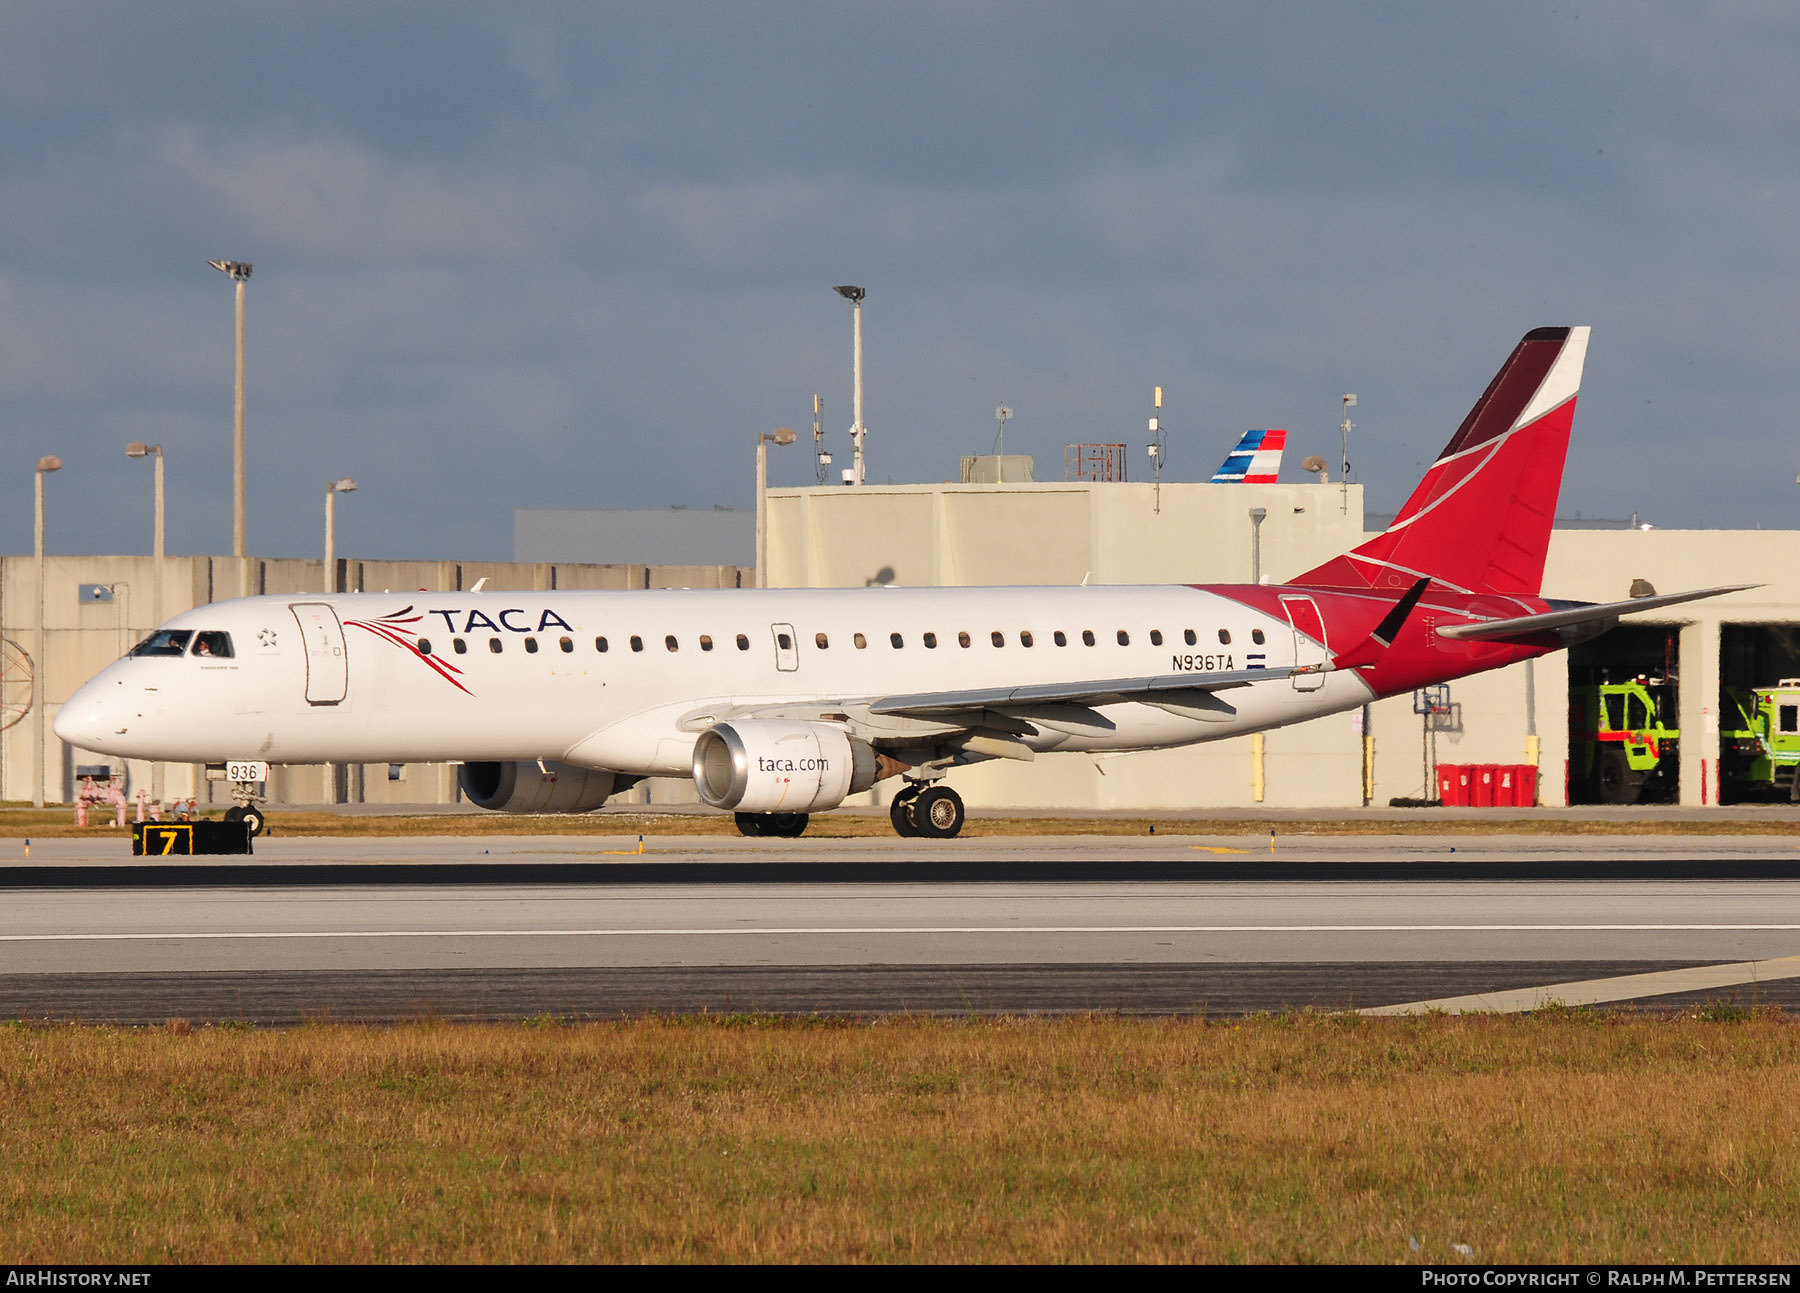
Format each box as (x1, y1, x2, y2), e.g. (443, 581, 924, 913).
(5, 804, 1800, 839)
(1, 1011, 1797, 1263)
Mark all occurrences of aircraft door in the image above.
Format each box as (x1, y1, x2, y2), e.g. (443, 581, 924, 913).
(290, 602, 349, 704)
(1279, 595, 1328, 691)
(771, 623, 799, 672)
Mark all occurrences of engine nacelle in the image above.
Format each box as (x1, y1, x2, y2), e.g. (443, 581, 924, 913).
(692, 720, 878, 813)
(459, 760, 616, 813)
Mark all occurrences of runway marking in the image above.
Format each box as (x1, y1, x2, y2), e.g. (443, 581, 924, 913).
(1190, 846, 1250, 854)
(1362, 954, 1800, 1016)
(4, 923, 1800, 942)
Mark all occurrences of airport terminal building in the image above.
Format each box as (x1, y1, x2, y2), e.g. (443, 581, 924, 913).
(3, 477, 1794, 812)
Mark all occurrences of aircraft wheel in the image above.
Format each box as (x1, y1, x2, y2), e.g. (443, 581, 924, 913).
(767, 812, 809, 838)
(1595, 750, 1637, 805)
(240, 805, 268, 837)
(909, 785, 965, 839)
(223, 806, 245, 822)
(889, 786, 922, 837)
(734, 812, 765, 837)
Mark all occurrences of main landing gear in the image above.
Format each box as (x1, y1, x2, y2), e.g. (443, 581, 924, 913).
(889, 783, 965, 839)
(735, 811, 810, 838)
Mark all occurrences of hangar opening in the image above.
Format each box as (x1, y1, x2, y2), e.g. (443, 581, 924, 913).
(1718, 624, 1800, 804)
(1566, 626, 1681, 805)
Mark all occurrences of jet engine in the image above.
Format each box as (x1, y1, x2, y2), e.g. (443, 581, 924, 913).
(692, 720, 878, 813)
(458, 760, 616, 813)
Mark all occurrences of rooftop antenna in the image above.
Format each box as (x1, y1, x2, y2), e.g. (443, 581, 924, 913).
(812, 393, 831, 485)
(1339, 392, 1356, 513)
(1146, 386, 1166, 514)
(992, 403, 1013, 455)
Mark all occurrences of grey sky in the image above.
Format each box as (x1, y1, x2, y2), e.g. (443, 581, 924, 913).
(2, 3, 1796, 562)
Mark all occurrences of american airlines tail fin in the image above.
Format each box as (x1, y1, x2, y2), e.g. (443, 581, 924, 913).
(1294, 326, 1589, 597)
(1210, 429, 1286, 483)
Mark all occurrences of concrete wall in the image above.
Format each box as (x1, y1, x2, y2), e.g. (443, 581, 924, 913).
(8, 482, 1795, 813)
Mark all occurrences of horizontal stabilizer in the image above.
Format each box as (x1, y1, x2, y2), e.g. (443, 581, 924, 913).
(1436, 585, 1756, 642)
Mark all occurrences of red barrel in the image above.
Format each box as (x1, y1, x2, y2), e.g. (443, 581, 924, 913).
(1510, 764, 1538, 807)
(1438, 765, 1468, 806)
(1472, 765, 1496, 807)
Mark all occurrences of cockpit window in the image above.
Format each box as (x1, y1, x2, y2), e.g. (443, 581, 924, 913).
(130, 629, 192, 657)
(190, 631, 234, 659)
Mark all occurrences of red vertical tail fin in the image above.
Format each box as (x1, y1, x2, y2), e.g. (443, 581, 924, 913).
(1295, 326, 1590, 597)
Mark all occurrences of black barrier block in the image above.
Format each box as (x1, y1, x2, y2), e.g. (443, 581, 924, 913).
(132, 820, 254, 856)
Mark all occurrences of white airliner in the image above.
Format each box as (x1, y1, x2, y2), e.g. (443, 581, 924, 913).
(55, 327, 1743, 838)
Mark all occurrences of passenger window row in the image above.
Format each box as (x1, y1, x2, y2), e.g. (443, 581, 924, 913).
(413, 625, 1268, 658)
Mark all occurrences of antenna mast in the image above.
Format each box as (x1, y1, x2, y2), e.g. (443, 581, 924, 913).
(812, 394, 830, 485)
(1339, 392, 1356, 514)
(1147, 386, 1166, 515)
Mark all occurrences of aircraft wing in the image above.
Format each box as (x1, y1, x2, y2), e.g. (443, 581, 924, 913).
(868, 666, 1299, 716)
(1436, 585, 1756, 642)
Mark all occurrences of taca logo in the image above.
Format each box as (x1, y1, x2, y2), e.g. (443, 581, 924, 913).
(428, 609, 574, 634)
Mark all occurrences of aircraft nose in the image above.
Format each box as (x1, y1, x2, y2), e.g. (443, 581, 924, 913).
(54, 681, 120, 751)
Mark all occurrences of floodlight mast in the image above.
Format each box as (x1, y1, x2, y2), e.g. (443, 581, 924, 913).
(833, 286, 866, 485)
(209, 259, 253, 561)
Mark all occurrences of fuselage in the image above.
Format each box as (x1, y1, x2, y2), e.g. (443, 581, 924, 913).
(54, 582, 1550, 776)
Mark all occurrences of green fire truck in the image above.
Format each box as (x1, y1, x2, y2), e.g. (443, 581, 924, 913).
(1721, 680, 1800, 801)
(1569, 677, 1679, 805)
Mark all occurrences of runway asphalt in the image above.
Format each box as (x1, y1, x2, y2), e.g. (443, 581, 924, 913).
(3, 830, 1799, 1021)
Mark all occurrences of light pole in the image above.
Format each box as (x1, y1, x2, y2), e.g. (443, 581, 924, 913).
(208, 259, 253, 563)
(33, 455, 61, 808)
(1249, 506, 1267, 584)
(126, 442, 166, 805)
(833, 285, 866, 485)
(755, 429, 797, 588)
(324, 478, 358, 594)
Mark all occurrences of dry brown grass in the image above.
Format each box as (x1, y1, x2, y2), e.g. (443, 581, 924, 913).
(1, 1012, 1797, 1263)
(5, 805, 1800, 840)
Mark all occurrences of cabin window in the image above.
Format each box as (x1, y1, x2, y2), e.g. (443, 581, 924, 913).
(736, 634, 750, 650)
(1020, 631, 1034, 647)
(417, 639, 433, 656)
(190, 631, 234, 659)
(630, 636, 644, 652)
(1782, 705, 1798, 735)
(1082, 630, 1096, 646)
(1149, 630, 1163, 646)
(1185, 629, 1197, 646)
(130, 629, 192, 657)
(1054, 631, 1068, 647)
(815, 632, 829, 649)
(665, 635, 679, 652)
(889, 632, 904, 649)
(1251, 629, 1265, 645)
(990, 631, 1005, 648)
(1218, 629, 1232, 645)
(559, 637, 573, 653)
(1116, 630, 1130, 646)
(453, 638, 468, 655)
(854, 632, 868, 649)
(489, 638, 504, 654)
(524, 638, 539, 654)
(699, 635, 713, 652)
(596, 636, 609, 652)
(777, 632, 793, 651)
(958, 632, 971, 648)
(923, 632, 938, 649)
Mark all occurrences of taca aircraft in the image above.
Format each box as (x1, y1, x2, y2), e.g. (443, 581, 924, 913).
(56, 326, 1742, 838)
